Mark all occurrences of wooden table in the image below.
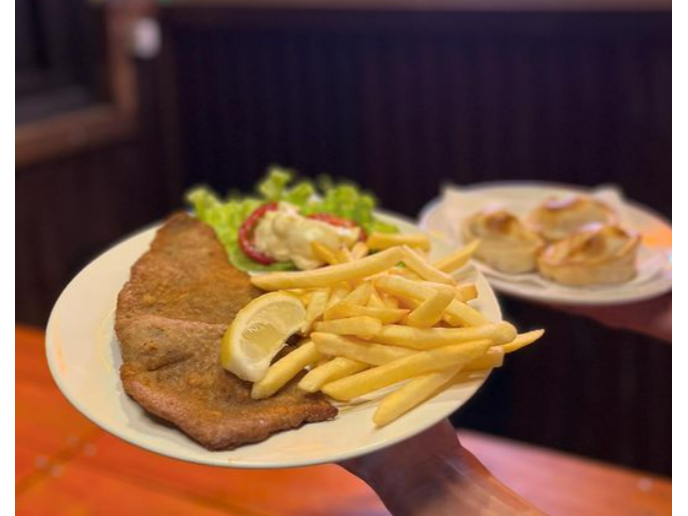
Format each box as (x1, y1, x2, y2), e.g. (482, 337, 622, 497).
(16, 326, 671, 516)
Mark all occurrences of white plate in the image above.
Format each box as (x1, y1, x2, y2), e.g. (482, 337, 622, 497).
(419, 182, 672, 306)
(46, 212, 502, 469)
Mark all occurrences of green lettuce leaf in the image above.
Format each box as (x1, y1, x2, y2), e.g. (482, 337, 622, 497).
(186, 167, 398, 272)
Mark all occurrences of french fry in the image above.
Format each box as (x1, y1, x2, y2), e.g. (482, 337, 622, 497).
(322, 340, 491, 401)
(381, 293, 400, 309)
(432, 240, 481, 273)
(405, 285, 456, 328)
(299, 291, 314, 307)
(315, 356, 332, 367)
(311, 241, 339, 266)
(375, 344, 506, 427)
(375, 274, 433, 302)
(388, 266, 422, 281)
(376, 275, 487, 327)
(372, 322, 517, 350)
(464, 346, 504, 371)
(367, 287, 387, 308)
(502, 329, 545, 354)
(324, 282, 373, 319)
(415, 281, 478, 303)
(342, 281, 373, 306)
(323, 281, 373, 321)
(314, 316, 383, 340)
(302, 288, 329, 334)
(368, 232, 431, 252)
(397, 297, 420, 310)
(326, 283, 352, 310)
(251, 340, 322, 400)
(351, 242, 370, 260)
(401, 246, 456, 285)
(283, 288, 308, 297)
(251, 246, 405, 290)
(373, 367, 459, 427)
(455, 284, 478, 302)
(312, 332, 414, 365)
(442, 299, 488, 327)
(323, 303, 409, 324)
(335, 247, 354, 264)
(298, 357, 368, 393)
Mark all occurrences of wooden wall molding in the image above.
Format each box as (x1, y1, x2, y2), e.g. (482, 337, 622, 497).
(16, 1, 155, 169)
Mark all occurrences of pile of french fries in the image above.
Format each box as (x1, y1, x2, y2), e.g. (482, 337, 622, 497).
(249, 233, 544, 427)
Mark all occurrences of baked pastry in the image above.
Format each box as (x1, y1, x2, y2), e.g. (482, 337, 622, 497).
(537, 223, 640, 286)
(527, 195, 617, 241)
(462, 207, 544, 273)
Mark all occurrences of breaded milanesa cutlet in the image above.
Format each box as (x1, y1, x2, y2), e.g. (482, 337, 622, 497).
(115, 213, 337, 450)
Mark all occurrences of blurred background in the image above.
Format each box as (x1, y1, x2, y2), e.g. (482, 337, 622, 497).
(16, 0, 670, 486)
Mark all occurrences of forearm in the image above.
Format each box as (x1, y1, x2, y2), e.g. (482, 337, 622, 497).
(358, 445, 546, 516)
(637, 296, 671, 342)
(552, 294, 672, 343)
(594, 296, 671, 342)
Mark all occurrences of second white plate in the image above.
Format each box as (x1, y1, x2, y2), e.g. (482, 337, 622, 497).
(419, 182, 672, 306)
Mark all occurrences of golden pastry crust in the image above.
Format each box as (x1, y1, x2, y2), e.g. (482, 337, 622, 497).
(527, 195, 617, 242)
(537, 223, 640, 286)
(462, 208, 544, 274)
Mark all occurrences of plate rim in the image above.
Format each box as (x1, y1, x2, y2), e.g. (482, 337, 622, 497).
(45, 210, 501, 469)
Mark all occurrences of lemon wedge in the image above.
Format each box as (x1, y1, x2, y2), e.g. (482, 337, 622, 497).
(221, 292, 306, 382)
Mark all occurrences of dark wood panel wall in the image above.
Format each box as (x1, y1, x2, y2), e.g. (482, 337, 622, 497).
(15, 138, 170, 326)
(456, 300, 671, 475)
(164, 9, 670, 218)
(157, 8, 671, 475)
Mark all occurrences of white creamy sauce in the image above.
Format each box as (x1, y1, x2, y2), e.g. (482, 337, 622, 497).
(253, 203, 359, 270)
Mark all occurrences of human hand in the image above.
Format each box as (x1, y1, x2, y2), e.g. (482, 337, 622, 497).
(341, 420, 546, 516)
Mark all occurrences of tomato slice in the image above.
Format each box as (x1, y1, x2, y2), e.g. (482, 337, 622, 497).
(238, 202, 278, 264)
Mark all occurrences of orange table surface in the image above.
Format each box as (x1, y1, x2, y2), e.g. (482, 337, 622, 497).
(16, 325, 670, 516)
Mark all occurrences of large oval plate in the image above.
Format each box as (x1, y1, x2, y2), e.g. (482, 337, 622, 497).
(46, 212, 501, 469)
